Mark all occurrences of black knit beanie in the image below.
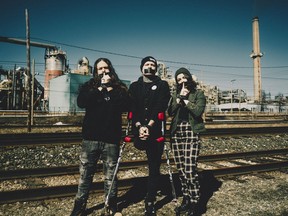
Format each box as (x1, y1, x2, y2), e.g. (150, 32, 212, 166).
(140, 56, 157, 71)
(175, 67, 193, 83)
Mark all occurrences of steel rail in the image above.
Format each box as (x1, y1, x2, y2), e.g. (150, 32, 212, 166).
(0, 119, 286, 128)
(0, 160, 287, 204)
(1, 125, 288, 147)
(202, 161, 288, 177)
(1, 148, 287, 181)
(0, 132, 82, 146)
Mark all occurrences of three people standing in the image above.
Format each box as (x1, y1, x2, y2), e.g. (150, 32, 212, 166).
(71, 57, 206, 216)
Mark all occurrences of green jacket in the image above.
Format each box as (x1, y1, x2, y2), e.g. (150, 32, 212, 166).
(168, 89, 206, 136)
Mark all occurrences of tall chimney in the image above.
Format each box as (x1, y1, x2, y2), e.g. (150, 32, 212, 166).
(250, 17, 263, 103)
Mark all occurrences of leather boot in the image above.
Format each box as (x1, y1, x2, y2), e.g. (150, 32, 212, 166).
(174, 196, 190, 215)
(145, 201, 156, 216)
(70, 199, 87, 216)
(108, 197, 118, 215)
(187, 202, 198, 216)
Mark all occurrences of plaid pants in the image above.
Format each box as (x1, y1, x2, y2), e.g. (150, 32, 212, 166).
(171, 122, 201, 204)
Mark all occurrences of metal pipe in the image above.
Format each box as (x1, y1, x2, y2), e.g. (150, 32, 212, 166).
(25, 9, 32, 132)
(0, 36, 56, 49)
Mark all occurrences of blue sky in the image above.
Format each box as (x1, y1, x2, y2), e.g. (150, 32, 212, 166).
(1, 0, 288, 98)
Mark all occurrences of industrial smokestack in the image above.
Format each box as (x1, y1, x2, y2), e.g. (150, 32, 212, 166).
(250, 17, 263, 103)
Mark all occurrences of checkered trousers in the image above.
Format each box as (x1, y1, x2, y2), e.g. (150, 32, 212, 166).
(171, 121, 201, 203)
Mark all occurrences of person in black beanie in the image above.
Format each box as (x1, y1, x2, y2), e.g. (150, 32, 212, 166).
(128, 56, 171, 216)
(168, 67, 206, 216)
(70, 58, 129, 216)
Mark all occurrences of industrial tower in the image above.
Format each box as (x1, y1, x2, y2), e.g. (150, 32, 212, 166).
(250, 17, 263, 103)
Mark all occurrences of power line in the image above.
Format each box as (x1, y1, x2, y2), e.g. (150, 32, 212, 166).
(1, 60, 288, 81)
(0, 60, 44, 65)
(31, 37, 142, 60)
(31, 37, 288, 69)
(2, 37, 288, 82)
(2, 36, 288, 69)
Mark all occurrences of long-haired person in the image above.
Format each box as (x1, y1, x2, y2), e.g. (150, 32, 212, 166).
(71, 58, 129, 216)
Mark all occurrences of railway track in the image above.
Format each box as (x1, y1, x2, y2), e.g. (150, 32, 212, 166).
(0, 148, 287, 204)
(1, 148, 288, 181)
(1, 124, 288, 147)
(1, 121, 287, 205)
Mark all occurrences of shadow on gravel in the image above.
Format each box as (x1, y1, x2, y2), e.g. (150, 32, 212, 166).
(85, 171, 222, 215)
(198, 171, 223, 215)
(117, 174, 182, 212)
(86, 202, 104, 215)
(117, 171, 222, 215)
(118, 177, 148, 210)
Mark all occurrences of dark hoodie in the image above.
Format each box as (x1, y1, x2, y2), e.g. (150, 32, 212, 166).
(174, 67, 192, 81)
(77, 78, 129, 144)
(128, 76, 171, 139)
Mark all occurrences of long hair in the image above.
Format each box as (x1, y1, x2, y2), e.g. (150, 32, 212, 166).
(92, 58, 127, 91)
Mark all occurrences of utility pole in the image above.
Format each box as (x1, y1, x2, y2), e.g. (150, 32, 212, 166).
(31, 59, 35, 125)
(230, 79, 236, 113)
(26, 9, 32, 132)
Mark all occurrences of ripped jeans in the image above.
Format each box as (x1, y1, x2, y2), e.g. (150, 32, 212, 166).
(75, 140, 119, 203)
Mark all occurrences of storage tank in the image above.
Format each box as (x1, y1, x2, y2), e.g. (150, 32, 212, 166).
(44, 48, 67, 101)
(49, 73, 92, 112)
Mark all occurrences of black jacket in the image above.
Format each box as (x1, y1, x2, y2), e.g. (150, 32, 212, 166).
(77, 78, 129, 144)
(128, 76, 171, 139)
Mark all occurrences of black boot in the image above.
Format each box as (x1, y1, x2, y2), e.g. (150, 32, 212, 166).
(108, 197, 118, 215)
(145, 201, 156, 216)
(174, 196, 190, 215)
(187, 202, 198, 216)
(70, 199, 87, 216)
(102, 197, 121, 216)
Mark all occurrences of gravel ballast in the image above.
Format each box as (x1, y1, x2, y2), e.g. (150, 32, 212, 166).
(0, 133, 288, 216)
